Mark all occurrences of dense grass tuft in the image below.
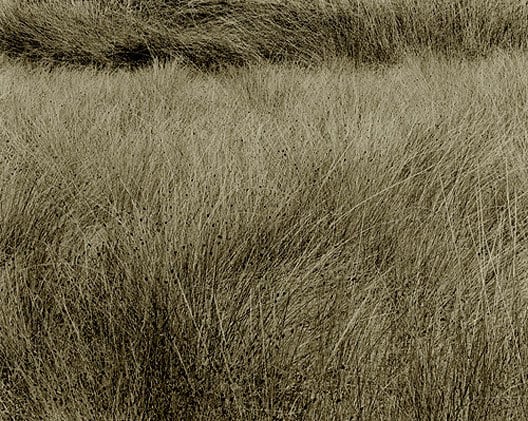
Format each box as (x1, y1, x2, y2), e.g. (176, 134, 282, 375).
(1, 0, 528, 68)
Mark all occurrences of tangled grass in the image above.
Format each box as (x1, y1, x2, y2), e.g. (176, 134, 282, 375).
(3, 1, 528, 419)
(1, 0, 528, 68)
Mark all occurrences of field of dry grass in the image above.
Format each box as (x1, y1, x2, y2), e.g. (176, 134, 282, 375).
(2, 51, 528, 419)
(3, 0, 528, 420)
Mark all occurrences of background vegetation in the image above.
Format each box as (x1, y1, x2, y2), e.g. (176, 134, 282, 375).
(1, 0, 528, 68)
(2, 52, 528, 419)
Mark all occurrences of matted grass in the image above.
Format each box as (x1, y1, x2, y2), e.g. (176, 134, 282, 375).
(2, 51, 528, 418)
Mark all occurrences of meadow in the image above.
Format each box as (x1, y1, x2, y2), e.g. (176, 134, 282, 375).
(2, 0, 528, 420)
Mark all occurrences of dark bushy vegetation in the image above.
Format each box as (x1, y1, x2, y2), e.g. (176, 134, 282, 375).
(1, 0, 528, 68)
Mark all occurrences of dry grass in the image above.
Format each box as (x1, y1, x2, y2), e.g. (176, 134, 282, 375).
(1, 0, 528, 68)
(2, 51, 528, 418)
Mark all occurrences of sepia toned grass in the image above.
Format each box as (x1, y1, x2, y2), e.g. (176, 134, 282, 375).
(1, 0, 528, 68)
(2, 51, 528, 419)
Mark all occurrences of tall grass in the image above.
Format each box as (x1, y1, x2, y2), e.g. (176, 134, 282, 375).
(2, 52, 528, 418)
(1, 0, 528, 68)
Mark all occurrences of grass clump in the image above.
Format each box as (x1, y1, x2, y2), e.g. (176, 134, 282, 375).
(1, 0, 528, 68)
(2, 52, 528, 418)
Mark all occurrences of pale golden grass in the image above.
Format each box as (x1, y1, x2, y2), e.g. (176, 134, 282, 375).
(1, 52, 528, 418)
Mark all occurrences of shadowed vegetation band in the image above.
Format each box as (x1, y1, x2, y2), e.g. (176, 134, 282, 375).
(1, 0, 528, 68)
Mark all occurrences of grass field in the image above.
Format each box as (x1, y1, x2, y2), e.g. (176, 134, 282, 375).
(2, 0, 528, 420)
